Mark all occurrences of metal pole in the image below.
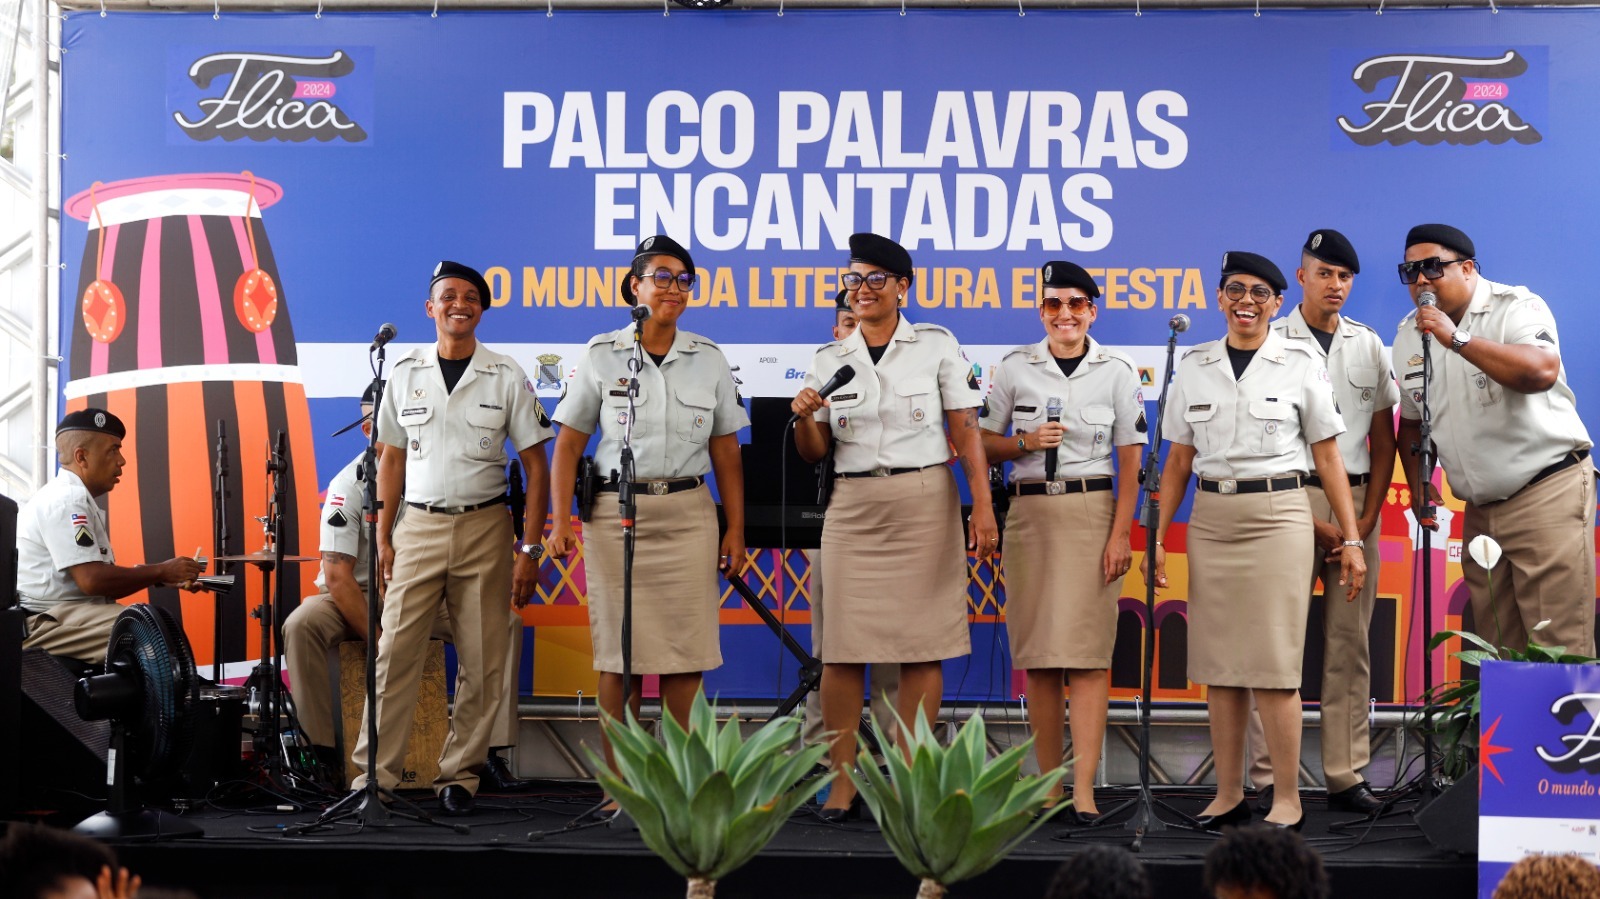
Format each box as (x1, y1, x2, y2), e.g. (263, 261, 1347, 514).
(31, 0, 52, 490)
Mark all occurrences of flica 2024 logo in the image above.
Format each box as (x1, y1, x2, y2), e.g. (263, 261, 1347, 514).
(172, 49, 369, 143)
(1337, 49, 1541, 146)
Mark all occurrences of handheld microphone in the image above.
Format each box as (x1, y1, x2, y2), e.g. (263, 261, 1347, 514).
(1418, 291, 1437, 308)
(1044, 396, 1062, 482)
(1168, 314, 1190, 333)
(370, 322, 397, 350)
(790, 364, 857, 424)
(631, 305, 652, 323)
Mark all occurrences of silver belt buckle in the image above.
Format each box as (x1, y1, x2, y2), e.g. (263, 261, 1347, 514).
(1045, 480, 1066, 496)
(1220, 479, 1237, 495)
(650, 481, 669, 496)
(871, 467, 891, 477)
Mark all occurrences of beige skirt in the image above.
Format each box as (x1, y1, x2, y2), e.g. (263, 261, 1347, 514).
(585, 483, 722, 674)
(1187, 488, 1314, 689)
(1002, 490, 1120, 670)
(820, 466, 971, 664)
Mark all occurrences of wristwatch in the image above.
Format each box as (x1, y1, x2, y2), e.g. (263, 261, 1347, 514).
(1449, 329, 1472, 352)
(518, 541, 544, 561)
(1342, 539, 1365, 548)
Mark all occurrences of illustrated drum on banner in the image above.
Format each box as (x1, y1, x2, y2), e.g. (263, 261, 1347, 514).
(61, 172, 320, 673)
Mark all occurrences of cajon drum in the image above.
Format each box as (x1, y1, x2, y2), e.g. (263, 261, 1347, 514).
(337, 639, 448, 789)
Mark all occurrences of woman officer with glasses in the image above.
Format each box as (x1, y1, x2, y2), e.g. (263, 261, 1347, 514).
(978, 261, 1146, 824)
(1151, 252, 1366, 832)
(548, 235, 749, 774)
(790, 232, 999, 821)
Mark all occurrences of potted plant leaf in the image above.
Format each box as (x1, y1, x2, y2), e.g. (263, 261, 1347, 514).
(584, 690, 832, 899)
(850, 709, 1067, 899)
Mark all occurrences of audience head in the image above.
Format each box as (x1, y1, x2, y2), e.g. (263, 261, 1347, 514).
(0, 823, 116, 899)
(1203, 824, 1330, 899)
(1044, 844, 1152, 899)
(1492, 853, 1600, 899)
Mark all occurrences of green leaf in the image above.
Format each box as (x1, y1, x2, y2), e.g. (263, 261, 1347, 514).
(1454, 650, 1501, 667)
(592, 770, 685, 877)
(1429, 628, 1498, 654)
(714, 708, 745, 768)
(687, 770, 736, 873)
(917, 791, 975, 874)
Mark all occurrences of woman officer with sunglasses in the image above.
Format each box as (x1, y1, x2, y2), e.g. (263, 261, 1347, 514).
(978, 261, 1146, 823)
(1151, 252, 1366, 831)
(790, 232, 999, 821)
(548, 235, 749, 774)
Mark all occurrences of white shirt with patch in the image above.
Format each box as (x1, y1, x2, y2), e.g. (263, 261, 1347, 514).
(16, 468, 115, 612)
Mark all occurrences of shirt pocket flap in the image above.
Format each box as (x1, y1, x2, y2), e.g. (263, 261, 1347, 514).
(1248, 400, 1292, 421)
(1011, 405, 1043, 422)
(1183, 405, 1216, 424)
(675, 387, 716, 410)
(397, 405, 434, 426)
(1080, 405, 1116, 426)
(1345, 365, 1379, 389)
(465, 406, 505, 429)
(895, 377, 939, 398)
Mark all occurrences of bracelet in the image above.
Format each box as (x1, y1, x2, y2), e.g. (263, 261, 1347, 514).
(1342, 539, 1364, 548)
(1016, 434, 1027, 452)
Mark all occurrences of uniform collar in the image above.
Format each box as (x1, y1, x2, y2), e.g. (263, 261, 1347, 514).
(405, 343, 496, 372)
(55, 467, 90, 493)
(1197, 328, 1290, 366)
(1281, 305, 1353, 347)
(1025, 335, 1102, 374)
(1464, 275, 1495, 317)
(609, 327, 703, 360)
(837, 313, 916, 357)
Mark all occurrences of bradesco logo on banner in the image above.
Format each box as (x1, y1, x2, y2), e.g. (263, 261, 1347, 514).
(1332, 47, 1547, 147)
(1477, 660, 1600, 898)
(167, 46, 375, 144)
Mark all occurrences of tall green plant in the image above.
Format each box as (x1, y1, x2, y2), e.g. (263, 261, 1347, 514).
(584, 692, 832, 899)
(850, 710, 1066, 899)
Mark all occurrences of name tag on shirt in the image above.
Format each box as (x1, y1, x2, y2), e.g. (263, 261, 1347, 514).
(1189, 404, 1212, 412)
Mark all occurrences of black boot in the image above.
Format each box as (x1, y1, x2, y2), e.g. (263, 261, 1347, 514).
(482, 748, 532, 792)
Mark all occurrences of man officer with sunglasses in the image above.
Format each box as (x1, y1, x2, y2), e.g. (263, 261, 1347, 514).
(1392, 224, 1594, 657)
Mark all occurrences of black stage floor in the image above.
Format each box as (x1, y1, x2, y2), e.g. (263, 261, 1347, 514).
(78, 782, 1475, 899)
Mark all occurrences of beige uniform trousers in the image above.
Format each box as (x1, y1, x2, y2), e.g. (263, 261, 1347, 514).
(284, 591, 523, 751)
(22, 598, 125, 665)
(352, 505, 512, 795)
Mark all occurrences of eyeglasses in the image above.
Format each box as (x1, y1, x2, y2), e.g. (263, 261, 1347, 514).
(840, 270, 901, 291)
(641, 269, 697, 293)
(1223, 282, 1277, 302)
(1041, 296, 1094, 314)
(1397, 257, 1470, 285)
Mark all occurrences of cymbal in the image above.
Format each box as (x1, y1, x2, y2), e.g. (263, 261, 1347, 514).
(216, 550, 317, 564)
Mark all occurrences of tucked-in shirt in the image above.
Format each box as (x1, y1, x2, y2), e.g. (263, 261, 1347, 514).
(806, 315, 983, 473)
(377, 342, 553, 506)
(554, 327, 749, 480)
(981, 336, 1148, 481)
(16, 469, 115, 612)
(1274, 305, 1401, 475)
(313, 452, 370, 592)
(1163, 328, 1347, 479)
(1392, 276, 1591, 504)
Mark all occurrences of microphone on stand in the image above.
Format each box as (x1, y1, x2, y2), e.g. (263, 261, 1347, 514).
(1418, 292, 1437, 346)
(631, 305, 652, 324)
(790, 364, 857, 425)
(1044, 396, 1063, 482)
(1168, 314, 1190, 334)
(370, 322, 397, 350)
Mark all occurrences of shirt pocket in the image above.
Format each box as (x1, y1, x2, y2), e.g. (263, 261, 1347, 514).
(827, 389, 865, 442)
(1182, 404, 1218, 455)
(895, 376, 939, 430)
(1080, 404, 1116, 460)
(603, 383, 646, 439)
(675, 386, 717, 445)
(1463, 363, 1502, 408)
(1346, 365, 1379, 413)
(397, 405, 434, 460)
(465, 406, 506, 460)
(1011, 404, 1043, 432)
(1248, 400, 1293, 455)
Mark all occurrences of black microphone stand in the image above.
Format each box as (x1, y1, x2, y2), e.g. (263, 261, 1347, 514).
(1413, 319, 1443, 799)
(619, 314, 646, 718)
(212, 420, 231, 683)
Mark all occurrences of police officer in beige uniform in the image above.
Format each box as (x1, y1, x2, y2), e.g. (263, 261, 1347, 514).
(356, 261, 552, 816)
(791, 232, 999, 821)
(1393, 224, 1594, 656)
(1245, 231, 1397, 817)
(1153, 251, 1366, 831)
(979, 260, 1145, 821)
(283, 387, 531, 790)
(16, 409, 204, 664)
(548, 236, 748, 778)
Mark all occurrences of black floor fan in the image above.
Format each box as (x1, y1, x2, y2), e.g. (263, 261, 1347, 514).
(73, 605, 204, 840)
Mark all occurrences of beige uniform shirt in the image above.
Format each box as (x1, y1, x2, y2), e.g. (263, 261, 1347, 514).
(806, 315, 984, 473)
(313, 452, 370, 592)
(1392, 276, 1592, 504)
(377, 343, 554, 506)
(1164, 328, 1347, 479)
(980, 336, 1148, 480)
(554, 327, 749, 479)
(1273, 306, 1401, 474)
(16, 469, 114, 612)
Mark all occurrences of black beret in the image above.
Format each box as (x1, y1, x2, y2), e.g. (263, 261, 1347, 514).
(1039, 260, 1101, 299)
(430, 261, 491, 309)
(57, 408, 125, 440)
(620, 235, 696, 307)
(1302, 229, 1360, 274)
(1405, 223, 1475, 260)
(1220, 251, 1287, 294)
(834, 288, 852, 311)
(847, 232, 913, 281)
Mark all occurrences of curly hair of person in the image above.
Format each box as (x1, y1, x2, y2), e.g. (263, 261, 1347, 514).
(1044, 844, 1153, 899)
(1492, 853, 1600, 899)
(1202, 824, 1331, 899)
(0, 823, 117, 899)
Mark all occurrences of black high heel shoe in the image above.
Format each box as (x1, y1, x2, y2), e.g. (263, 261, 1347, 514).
(818, 794, 862, 823)
(1195, 799, 1252, 832)
(1267, 811, 1305, 832)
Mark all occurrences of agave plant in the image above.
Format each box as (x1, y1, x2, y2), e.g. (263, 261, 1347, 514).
(850, 710, 1067, 899)
(583, 690, 832, 899)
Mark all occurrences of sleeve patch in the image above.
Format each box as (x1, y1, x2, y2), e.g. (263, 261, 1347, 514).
(74, 525, 94, 548)
(327, 509, 348, 528)
(1136, 410, 1148, 433)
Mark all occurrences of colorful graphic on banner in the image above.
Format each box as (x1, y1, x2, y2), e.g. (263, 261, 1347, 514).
(1478, 660, 1600, 897)
(58, 9, 1599, 699)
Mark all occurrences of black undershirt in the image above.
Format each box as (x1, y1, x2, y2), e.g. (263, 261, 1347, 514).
(438, 354, 471, 394)
(1053, 352, 1087, 379)
(866, 343, 888, 365)
(1226, 344, 1258, 381)
(1306, 322, 1336, 355)
(648, 351, 668, 367)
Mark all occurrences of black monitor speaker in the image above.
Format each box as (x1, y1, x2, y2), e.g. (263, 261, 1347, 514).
(741, 397, 826, 549)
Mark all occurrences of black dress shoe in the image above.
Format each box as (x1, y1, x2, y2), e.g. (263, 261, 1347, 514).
(438, 784, 475, 816)
(818, 795, 862, 823)
(1267, 811, 1305, 832)
(1253, 785, 1274, 814)
(1195, 799, 1252, 832)
(1067, 810, 1099, 827)
(481, 752, 533, 792)
(1326, 782, 1383, 815)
